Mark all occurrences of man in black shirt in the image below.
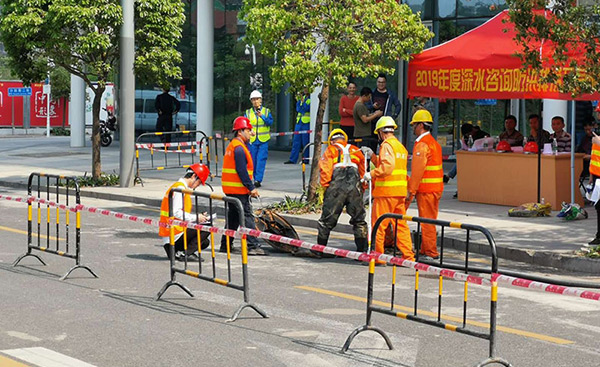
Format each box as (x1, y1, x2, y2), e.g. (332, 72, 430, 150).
(370, 73, 401, 120)
(155, 87, 181, 143)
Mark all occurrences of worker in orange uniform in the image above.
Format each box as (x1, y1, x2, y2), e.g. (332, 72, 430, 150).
(406, 109, 444, 261)
(159, 163, 211, 262)
(362, 116, 414, 263)
(220, 116, 267, 256)
(317, 128, 368, 252)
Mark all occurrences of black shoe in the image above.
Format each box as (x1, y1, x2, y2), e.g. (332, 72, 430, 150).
(175, 251, 204, 262)
(284, 160, 295, 164)
(247, 247, 268, 256)
(453, 191, 458, 199)
(219, 246, 242, 254)
(254, 181, 262, 188)
(443, 175, 450, 184)
(589, 237, 600, 245)
(302, 159, 310, 165)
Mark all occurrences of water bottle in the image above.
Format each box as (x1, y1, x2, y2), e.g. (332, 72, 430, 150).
(523, 136, 528, 147)
(483, 140, 489, 151)
(468, 135, 474, 149)
(552, 138, 558, 155)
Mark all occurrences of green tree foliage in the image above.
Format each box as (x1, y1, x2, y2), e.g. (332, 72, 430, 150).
(50, 67, 71, 127)
(0, 0, 184, 178)
(507, 0, 600, 97)
(241, 0, 433, 202)
(0, 54, 16, 80)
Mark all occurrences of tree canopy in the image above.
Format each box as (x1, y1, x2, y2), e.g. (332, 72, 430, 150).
(0, 0, 185, 178)
(507, 0, 600, 97)
(241, 0, 433, 201)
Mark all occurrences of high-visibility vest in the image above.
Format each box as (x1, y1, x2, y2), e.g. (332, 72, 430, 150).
(158, 181, 191, 237)
(222, 138, 254, 195)
(591, 143, 600, 177)
(373, 137, 408, 198)
(415, 133, 444, 193)
(246, 107, 271, 143)
(296, 96, 310, 124)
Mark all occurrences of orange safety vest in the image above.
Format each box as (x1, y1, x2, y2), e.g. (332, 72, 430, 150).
(222, 138, 254, 195)
(591, 143, 600, 177)
(373, 137, 408, 198)
(415, 133, 444, 193)
(320, 142, 364, 187)
(158, 181, 191, 237)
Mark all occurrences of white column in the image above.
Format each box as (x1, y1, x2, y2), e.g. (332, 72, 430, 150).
(542, 99, 568, 132)
(119, 0, 135, 187)
(69, 74, 86, 147)
(197, 0, 214, 137)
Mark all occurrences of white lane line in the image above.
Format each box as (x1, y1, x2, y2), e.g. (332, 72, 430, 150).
(1, 348, 96, 367)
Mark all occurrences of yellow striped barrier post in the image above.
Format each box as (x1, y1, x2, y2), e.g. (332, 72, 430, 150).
(342, 213, 511, 367)
(155, 188, 268, 322)
(13, 172, 97, 280)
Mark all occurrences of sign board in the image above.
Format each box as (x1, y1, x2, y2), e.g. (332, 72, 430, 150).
(7, 87, 32, 97)
(475, 99, 497, 106)
(42, 85, 51, 95)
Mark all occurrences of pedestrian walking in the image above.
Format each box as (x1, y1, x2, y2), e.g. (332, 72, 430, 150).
(317, 128, 368, 252)
(285, 90, 311, 164)
(155, 86, 181, 144)
(220, 116, 267, 256)
(406, 110, 444, 261)
(362, 117, 413, 263)
(245, 90, 273, 188)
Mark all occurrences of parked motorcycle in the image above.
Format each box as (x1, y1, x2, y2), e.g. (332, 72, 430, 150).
(100, 108, 117, 147)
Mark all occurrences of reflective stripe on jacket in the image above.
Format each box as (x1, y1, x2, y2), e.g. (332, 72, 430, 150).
(296, 96, 311, 124)
(222, 138, 254, 195)
(372, 137, 408, 197)
(591, 143, 600, 177)
(158, 181, 191, 238)
(246, 107, 271, 143)
(411, 133, 444, 193)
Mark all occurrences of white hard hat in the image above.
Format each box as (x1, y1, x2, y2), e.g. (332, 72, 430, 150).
(249, 90, 262, 100)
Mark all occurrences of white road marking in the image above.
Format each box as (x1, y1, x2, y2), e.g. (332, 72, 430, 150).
(5, 331, 42, 342)
(2, 347, 97, 367)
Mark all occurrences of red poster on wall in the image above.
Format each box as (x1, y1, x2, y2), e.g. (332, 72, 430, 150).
(0, 81, 25, 127)
(0, 81, 68, 127)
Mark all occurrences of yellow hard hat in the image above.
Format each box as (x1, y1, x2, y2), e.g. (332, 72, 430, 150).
(374, 116, 397, 134)
(410, 109, 433, 125)
(328, 128, 348, 143)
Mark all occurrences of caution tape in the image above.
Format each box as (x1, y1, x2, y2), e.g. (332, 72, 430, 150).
(136, 141, 201, 150)
(207, 130, 313, 141)
(3, 193, 600, 301)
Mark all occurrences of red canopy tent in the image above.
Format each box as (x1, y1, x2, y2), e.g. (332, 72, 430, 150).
(407, 10, 599, 101)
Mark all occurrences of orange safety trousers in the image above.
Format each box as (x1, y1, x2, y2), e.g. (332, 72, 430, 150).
(372, 197, 414, 261)
(416, 192, 442, 257)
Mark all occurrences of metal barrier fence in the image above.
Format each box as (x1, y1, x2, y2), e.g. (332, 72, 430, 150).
(13, 173, 97, 281)
(342, 214, 511, 367)
(155, 187, 268, 322)
(135, 130, 208, 185)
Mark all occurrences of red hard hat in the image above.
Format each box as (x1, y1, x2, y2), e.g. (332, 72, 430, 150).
(187, 163, 210, 184)
(524, 141, 539, 154)
(232, 116, 252, 131)
(496, 140, 512, 153)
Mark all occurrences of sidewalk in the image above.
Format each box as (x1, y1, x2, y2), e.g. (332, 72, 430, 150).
(1, 134, 598, 273)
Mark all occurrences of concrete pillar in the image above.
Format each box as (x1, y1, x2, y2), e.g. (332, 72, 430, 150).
(119, 0, 135, 187)
(197, 0, 214, 137)
(542, 99, 568, 132)
(69, 74, 86, 147)
(276, 83, 290, 149)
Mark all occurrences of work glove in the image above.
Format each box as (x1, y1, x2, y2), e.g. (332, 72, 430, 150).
(361, 172, 371, 183)
(360, 146, 374, 159)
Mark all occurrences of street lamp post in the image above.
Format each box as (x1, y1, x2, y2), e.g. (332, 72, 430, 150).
(245, 44, 262, 91)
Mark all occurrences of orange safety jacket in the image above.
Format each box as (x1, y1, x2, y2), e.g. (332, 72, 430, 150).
(319, 142, 365, 187)
(409, 133, 444, 193)
(372, 137, 408, 198)
(222, 137, 254, 195)
(591, 143, 600, 177)
(158, 181, 191, 237)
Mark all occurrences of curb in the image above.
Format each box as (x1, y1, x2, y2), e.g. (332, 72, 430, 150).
(2, 179, 597, 274)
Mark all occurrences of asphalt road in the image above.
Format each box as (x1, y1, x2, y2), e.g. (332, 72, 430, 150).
(1, 187, 600, 367)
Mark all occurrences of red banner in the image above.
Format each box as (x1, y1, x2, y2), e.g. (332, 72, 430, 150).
(0, 81, 68, 127)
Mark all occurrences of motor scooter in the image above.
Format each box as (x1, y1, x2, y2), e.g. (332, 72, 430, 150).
(99, 108, 117, 147)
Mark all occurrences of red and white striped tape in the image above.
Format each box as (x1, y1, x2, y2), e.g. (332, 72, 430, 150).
(270, 130, 312, 137)
(2, 193, 599, 301)
(136, 141, 201, 150)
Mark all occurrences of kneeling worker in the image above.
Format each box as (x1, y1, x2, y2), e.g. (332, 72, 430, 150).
(159, 163, 211, 262)
(362, 117, 414, 263)
(221, 116, 266, 256)
(317, 128, 368, 252)
(406, 110, 444, 261)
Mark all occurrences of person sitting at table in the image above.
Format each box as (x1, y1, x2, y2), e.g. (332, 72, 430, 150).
(577, 120, 595, 180)
(499, 115, 524, 147)
(527, 114, 551, 147)
(550, 115, 571, 153)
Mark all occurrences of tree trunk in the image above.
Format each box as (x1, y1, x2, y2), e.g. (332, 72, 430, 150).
(91, 87, 105, 179)
(306, 82, 330, 203)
